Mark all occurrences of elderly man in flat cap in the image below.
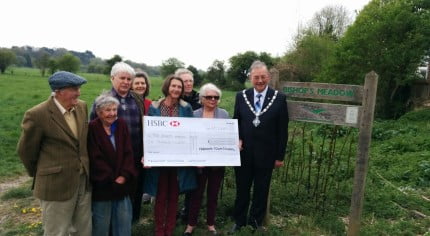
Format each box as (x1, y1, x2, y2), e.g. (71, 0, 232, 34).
(17, 71, 92, 236)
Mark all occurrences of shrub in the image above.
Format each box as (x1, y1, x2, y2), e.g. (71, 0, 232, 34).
(399, 108, 430, 122)
(372, 122, 418, 141)
(416, 160, 430, 187)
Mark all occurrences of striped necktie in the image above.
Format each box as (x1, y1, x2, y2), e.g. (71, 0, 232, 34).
(255, 93, 262, 112)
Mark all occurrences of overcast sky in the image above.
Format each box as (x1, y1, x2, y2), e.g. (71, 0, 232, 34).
(2, 0, 370, 70)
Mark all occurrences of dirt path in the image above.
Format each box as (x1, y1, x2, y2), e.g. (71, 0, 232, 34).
(0, 175, 40, 233)
(0, 175, 31, 194)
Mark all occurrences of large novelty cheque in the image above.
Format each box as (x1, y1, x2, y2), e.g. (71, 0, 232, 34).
(143, 116, 241, 166)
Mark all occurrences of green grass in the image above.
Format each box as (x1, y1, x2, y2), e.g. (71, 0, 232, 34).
(1, 185, 32, 200)
(1, 67, 430, 235)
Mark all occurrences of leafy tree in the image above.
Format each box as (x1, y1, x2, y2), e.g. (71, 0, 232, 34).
(104, 55, 122, 74)
(34, 53, 51, 76)
(124, 60, 160, 76)
(57, 53, 81, 73)
(307, 5, 352, 40)
(15, 56, 27, 67)
(280, 4, 348, 82)
(187, 65, 203, 86)
(206, 60, 227, 87)
(10, 46, 32, 67)
(88, 58, 107, 74)
(48, 59, 58, 75)
(274, 63, 301, 82)
(319, 0, 430, 118)
(160, 57, 185, 78)
(282, 34, 336, 82)
(52, 48, 68, 58)
(0, 48, 16, 74)
(227, 51, 276, 85)
(69, 50, 95, 65)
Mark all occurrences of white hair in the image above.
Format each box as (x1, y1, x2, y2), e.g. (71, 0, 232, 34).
(110, 62, 136, 77)
(199, 83, 222, 104)
(249, 60, 268, 74)
(175, 68, 194, 81)
(94, 91, 120, 112)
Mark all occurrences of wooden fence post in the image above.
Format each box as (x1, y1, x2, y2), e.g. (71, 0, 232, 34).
(427, 63, 430, 81)
(269, 68, 279, 89)
(347, 71, 378, 236)
(263, 68, 280, 226)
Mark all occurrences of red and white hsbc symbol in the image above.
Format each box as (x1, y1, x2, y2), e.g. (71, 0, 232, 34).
(169, 120, 181, 127)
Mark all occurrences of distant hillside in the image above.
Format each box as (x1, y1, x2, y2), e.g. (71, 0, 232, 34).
(7, 45, 160, 76)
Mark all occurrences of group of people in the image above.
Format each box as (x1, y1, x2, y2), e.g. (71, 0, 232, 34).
(17, 60, 289, 236)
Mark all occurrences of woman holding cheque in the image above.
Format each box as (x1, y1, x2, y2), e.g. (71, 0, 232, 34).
(142, 75, 196, 236)
(183, 83, 229, 236)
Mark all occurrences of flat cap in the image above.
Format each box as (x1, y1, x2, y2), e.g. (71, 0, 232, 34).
(49, 71, 87, 91)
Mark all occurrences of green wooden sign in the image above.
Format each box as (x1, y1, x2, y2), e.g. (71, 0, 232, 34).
(279, 81, 364, 103)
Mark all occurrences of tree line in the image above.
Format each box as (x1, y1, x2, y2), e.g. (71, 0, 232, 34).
(0, 46, 160, 77)
(1, 0, 429, 119)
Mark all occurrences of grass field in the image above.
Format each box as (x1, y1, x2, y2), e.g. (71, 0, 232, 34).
(0, 67, 429, 235)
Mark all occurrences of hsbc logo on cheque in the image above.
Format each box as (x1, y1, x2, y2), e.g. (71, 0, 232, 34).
(169, 120, 180, 127)
(146, 119, 181, 127)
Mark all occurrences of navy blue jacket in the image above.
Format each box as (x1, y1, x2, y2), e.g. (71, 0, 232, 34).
(233, 87, 289, 168)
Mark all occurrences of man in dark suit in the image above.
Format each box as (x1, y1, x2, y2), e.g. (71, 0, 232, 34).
(17, 71, 91, 235)
(231, 60, 289, 232)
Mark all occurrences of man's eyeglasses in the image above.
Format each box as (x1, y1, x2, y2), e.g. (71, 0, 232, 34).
(203, 96, 220, 100)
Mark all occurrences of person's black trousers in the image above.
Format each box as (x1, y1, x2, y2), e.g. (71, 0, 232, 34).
(233, 165, 273, 228)
(132, 167, 145, 222)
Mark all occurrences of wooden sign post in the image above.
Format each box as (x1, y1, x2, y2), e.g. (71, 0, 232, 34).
(347, 72, 378, 236)
(270, 70, 378, 235)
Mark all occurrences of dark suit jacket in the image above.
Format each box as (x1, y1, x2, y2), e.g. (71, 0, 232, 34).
(17, 97, 90, 201)
(233, 87, 289, 168)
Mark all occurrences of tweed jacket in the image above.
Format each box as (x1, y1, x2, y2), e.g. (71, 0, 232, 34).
(17, 96, 90, 201)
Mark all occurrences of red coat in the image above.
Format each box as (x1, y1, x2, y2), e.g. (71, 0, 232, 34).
(143, 98, 152, 115)
(88, 118, 137, 201)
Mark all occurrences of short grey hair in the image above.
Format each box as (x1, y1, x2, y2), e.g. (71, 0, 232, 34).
(249, 60, 269, 75)
(110, 62, 136, 78)
(199, 83, 222, 104)
(94, 91, 120, 112)
(175, 68, 194, 81)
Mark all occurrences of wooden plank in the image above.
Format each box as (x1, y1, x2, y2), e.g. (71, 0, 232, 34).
(280, 81, 364, 103)
(348, 71, 378, 236)
(288, 101, 362, 128)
